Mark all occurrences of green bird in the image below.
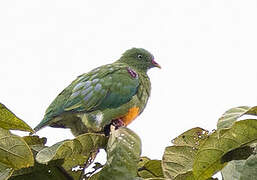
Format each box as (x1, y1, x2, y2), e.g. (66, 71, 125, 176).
(34, 48, 161, 136)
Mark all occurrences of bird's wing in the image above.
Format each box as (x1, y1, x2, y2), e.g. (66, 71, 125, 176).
(63, 63, 139, 112)
(34, 63, 139, 131)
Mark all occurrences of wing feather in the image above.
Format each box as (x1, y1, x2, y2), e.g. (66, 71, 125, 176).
(35, 63, 139, 131)
(63, 64, 139, 112)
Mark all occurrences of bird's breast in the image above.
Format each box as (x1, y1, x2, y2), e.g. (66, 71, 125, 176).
(120, 106, 140, 126)
(136, 73, 151, 111)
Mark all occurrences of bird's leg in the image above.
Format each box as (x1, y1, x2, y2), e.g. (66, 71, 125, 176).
(103, 118, 125, 136)
(111, 118, 125, 129)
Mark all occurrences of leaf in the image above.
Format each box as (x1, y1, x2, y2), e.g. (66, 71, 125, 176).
(0, 162, 14, 180)
(138, 157, 151, 168)
(162, 127, 209, 179)
(95, 127, 142, 180)
(162, 146, 197, 179)
(23, 136, 47, 146)
(10, 160, 62, 177)
(0, 103, 33, 133)
(75, 133, 107, 155)
(137, 159, 164, 178)
(221, 160, 245, 180)
(193, 119, 257, 180)
(0, 168, 13, 180)
(9, 161, 73, 180)
(221, 143, 257, 180)
(0, 128, 34, 170)
(217, 106, 257, 133)
(221, 146, 254, 163)
(174, 171, 195, 180)
(84, 162, 104, 179)
(36, 133, 107, 164)
(36, 133, 107, 179)
(221, 154, 257, 180)
(36, 140, 79, 164)
(22, 136, 47, 153)
(61, 154, 88, 179)
(172, 127, 209, 149)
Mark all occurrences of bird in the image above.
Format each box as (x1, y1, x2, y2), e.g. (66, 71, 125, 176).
(34, 48, 161, 136)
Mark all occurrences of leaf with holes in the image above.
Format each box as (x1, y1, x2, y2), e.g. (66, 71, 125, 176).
(162, 127, 210, 179)
(92, 127, 141, 180)
(0, 103, 33, 133)
(193, 119, 257, 180)
(172, 127, 209, 149)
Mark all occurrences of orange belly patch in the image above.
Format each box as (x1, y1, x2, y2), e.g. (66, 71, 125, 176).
(121, 107, 140, 126)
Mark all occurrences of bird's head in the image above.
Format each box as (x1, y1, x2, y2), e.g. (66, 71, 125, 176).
(118, 48, 161, 72)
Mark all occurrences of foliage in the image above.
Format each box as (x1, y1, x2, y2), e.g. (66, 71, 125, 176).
(0, 103, 257, 180)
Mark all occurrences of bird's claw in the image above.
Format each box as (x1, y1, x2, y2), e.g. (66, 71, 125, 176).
(111, 119, 125, 129)
(103, 119, 125, 136)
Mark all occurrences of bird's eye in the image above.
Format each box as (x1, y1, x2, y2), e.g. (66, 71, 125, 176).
(137, 54, 143, 59)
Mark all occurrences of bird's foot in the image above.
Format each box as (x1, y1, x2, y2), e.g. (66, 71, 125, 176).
(111, 118, 125, 129)
(103, 119, 125, 136)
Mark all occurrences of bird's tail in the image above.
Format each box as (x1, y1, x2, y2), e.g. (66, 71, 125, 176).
(31, 117, 51, 135)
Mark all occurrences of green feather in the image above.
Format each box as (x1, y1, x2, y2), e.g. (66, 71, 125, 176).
(34, 48, 159, 135)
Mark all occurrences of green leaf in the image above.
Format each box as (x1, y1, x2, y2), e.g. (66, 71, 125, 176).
(172, 127, 209, 149)
(22, 136, 47, 153)
(84, 162, 103, 179)
(138, 157, 151, 168)
(221, 146, 254, 163)
(96, 127, 142, 180)
(221, 154, 257, 180)
(217, 106, 257, 133)
(9, 161, 73, 180)
(0, 103, 33, 133)
(23, 136, 47, 146)
(221, 160, 244, 180)
(0, 168, 13, 180)
(137, 159, 164, 178)
(36, 140, 79, 164)
(0, 128, 34, 170)
(75, 133, 107, 155)
(162, 127, 209, 180)
(61, 154, 88, 180)
(36, 133, 107, 164)
(36, 133, 107, 179)
(162, 146, 197, 180)
(174, 172, 196, 180)
(193, 119, 257, 180)
(0, 162, 14, 180)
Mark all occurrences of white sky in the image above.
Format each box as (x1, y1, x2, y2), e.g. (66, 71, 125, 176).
(0, 1, 257, 177)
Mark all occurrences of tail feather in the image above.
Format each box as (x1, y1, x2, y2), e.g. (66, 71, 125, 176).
(33, 116, 51, 133)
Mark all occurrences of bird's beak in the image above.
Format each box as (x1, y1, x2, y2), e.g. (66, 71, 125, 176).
(151, 59, 161, 69)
